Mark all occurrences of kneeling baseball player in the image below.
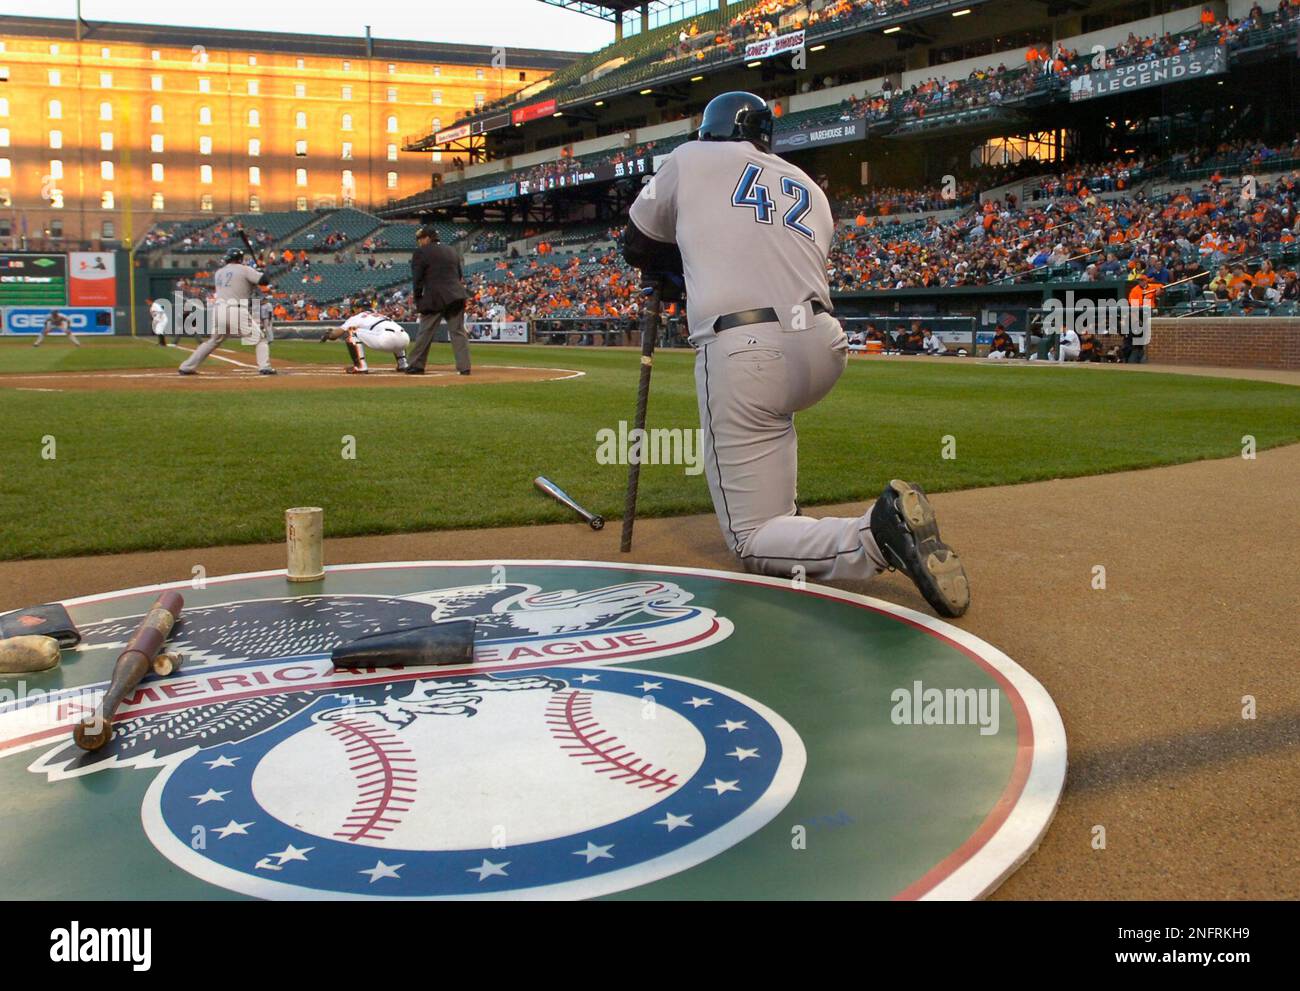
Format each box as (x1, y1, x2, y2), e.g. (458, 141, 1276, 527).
(320, 305, 410, 373)
(621, 91, 970, 617)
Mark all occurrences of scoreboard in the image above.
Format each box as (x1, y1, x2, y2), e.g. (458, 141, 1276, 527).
(0, 254, 69, 306)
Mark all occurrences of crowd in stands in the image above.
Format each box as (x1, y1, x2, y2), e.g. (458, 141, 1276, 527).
(827, 161, 1299, 300)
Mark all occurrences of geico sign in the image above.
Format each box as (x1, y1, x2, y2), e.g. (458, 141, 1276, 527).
(9, 312, 90, 328)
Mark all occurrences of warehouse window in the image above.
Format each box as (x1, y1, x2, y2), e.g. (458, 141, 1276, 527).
(295, 139, 307, 157)
(100, 47, 110, 59)
(295, 83, 306, 98)
(341, 85, 352, 100)
(387, 144, 397, 161)
(100, 132, 113, 151)
(151, 49, 160, 61)
(49, 160, 63, 179)
(151, 74, 163, 91)
(341, 114, 353, 131)
(0, 129, 8, 147)
(249, 195, 261, 212)
(151, 104, 163, 123)
(152, 192, 164, 209)
(152, 163, 164, 181)
(386, 171, 398, 189)
(296, 58, 305, 70)
(295, 111, 307, 128)
(102, 221, 116, 238)
(387, 87, 397, 102)
(248, 109, 260, 126)
(0, 159, 9, 179)
(295, 196, 308, 210)
(49, 191, 64, 210)
(101, 160, 114, 180)
(0, 98, 8, 116)
(475, 68, 484, 80)
(432, 90, 442, 104)
(296, 168, 307, 186)
(200, 164, 213, 184)
(201, 194, 214, 210)
(341, 141, 352, 160)
(249, 166, 261, 185)
(49, 130, 63, 149)
(248, 138, 260, 156)
(99, 102, 113, 121)
(100, 72, 112, 88)
(101, 191, 114, 209)
(48, 99, 63, 119)
(199, 136, 213, 155)
(49, 69, 61, 86)
(198, 106, 212, 125)
(151, 134, 164, 153)
(248, 80, 259, 96)
(248, 55, 257, 66)
(199, 77, 210, 94)
(342, 60, 351, 72)
(341, 169, 354, 192)
(386, 115, 397, 133)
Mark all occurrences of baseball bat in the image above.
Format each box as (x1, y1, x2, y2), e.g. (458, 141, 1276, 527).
(620, 287, 661, 553)
(236, 226, 261, 267)
(73, 590, 184, 752)
(533, 476, 604, 530)
(331, 620, 477, 669)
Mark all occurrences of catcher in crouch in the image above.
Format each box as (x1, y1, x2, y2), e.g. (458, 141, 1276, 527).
(320, 306, 411, 373)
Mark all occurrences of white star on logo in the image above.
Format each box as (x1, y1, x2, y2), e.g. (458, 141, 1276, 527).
(359, 861, 404, 883)
(467, 858, 510, 881)
(705, 779, 740, 795)
(270, 844, 313, 865)
(213, 819, 254, 839)
(727, 747, 760, 762)
(685, 696, 714, 708)
(717, 719, 748, 732)
(655, 812, 693, 832)
(573, 674, 601, 684)
(635, 681, 663, 692)
(572, 842, 615, 864)
(203, 755, 239, 769)
(190, 788, 230, 805)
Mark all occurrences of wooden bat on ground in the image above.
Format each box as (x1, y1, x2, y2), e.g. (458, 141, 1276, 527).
(534, 476, 604, 530)
(621, 287, 661, 553)
(73, 590, 184, 752)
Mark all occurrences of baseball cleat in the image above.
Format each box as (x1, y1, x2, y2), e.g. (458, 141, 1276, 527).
(258, 367, 278, 376)
(346, 366, 368, 374)
(869, 479, 970, 618)
(404, 367, 425, 375)
(177, 368, 198, 376)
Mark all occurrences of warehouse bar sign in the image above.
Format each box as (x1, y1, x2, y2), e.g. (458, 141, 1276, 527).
(745, 29, 804, 62)
(1068, 46, 1226, 102)
(773, 118, 865, 152)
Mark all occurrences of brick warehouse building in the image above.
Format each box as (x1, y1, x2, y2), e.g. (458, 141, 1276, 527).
(0, 15, 579, 247)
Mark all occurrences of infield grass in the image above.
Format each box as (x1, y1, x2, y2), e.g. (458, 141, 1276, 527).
(1, 338, 1297, 560)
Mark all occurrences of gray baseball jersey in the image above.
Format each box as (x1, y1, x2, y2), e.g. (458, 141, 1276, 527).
(214, 263, 263, 303)
(629, 139, 833, 341)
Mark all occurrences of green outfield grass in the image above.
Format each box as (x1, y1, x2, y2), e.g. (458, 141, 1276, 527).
(1, 338, 1297, 560)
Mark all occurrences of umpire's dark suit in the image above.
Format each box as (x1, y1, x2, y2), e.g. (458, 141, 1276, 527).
(407, 227, 470, 374)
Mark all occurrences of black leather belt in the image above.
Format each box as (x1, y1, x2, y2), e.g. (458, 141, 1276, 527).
(714, 300, 829, 333)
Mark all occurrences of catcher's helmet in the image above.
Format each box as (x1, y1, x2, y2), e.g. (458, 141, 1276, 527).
(222, 247, 245, 265)
(698, 91, 774, 152)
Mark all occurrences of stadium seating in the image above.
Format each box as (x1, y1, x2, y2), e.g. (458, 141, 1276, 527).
(283, 208, 383, 252)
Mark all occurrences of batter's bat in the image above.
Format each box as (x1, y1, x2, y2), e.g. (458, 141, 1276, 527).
(73, 590, 184, 752)
(620, 287, 660, 553)
(533, 476, 604, 530)
(331, 620, 476, 669)
(236, 225, 261, 267)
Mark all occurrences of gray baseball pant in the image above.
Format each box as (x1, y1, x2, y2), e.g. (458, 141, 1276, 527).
(695, 312, 889, 582)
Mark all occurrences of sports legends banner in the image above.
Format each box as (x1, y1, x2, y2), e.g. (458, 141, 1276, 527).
(1069, 46, 1227, 102)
